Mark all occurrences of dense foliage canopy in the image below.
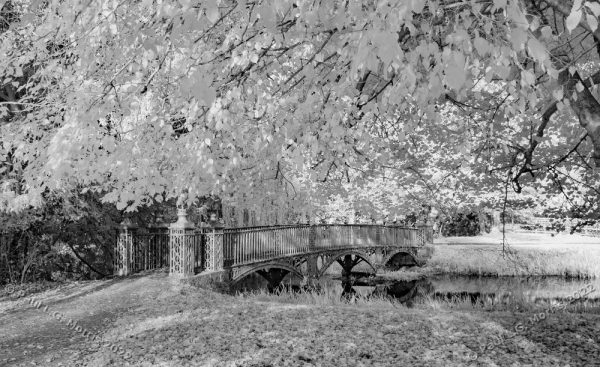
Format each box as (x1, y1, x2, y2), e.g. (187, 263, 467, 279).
(1, 0, 599, 223)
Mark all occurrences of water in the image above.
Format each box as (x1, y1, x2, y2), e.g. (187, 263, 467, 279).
(351, 274, 600, 307)
(234, 271, 600, 308)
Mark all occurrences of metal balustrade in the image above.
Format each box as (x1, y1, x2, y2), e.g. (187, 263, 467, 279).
(132, 232, 170, 272)
(222, 225, 311, 267)
(115, 223, 432, 276)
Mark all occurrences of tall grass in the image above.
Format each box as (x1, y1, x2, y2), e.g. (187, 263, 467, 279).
(427, 245, 600, 278)
(235, 281, 600, 315)
(236, 282, 404, 308)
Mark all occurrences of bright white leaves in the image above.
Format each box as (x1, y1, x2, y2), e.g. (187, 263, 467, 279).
(257, 1, 276, 30)
(540, 26, 553, 40)
(584, 1, 600, 31)
(410, 0, 426, 14)
(566, 0, 584, 32)
(509, 27, 528, 50)
(473, 37, 491, 56)
(204, 0, 220, 24)
(375, 31, 403, 66)
(3, 0, 599, 214)
(527, 37, 547, 64)
(445, 51, 466, 91)
(521, 69, 536, 86)
(492, 0, 507, 11)
(588, 13, 599, 32)
(180, 70, 216, 106)
(587, 1, 600, 17)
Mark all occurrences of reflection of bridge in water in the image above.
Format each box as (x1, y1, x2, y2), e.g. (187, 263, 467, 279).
(339, 278, 517, 306)
(115, 211, 434, 289)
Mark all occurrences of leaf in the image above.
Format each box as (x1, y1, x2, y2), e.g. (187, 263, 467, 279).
(569, 65, 578, 75)
(522, 70, 535, 85)
(527, 38, 547, 63)
(576, 82, 585, 92)
(473, 37, 490, 56)
(445, 52, 466, 91)
(586, 1, 600, 17)
(205, 0, 219, 24)
(587, 13, 598, 31)
(411, 0, 425, 13)
(510, 27, 528, 50)
(258, 3, 276, 29)
(553, 88, 563, 100)
(493, 0, 507, 10)
(566, 9, 582, 32)
(540, 26, 553, 40)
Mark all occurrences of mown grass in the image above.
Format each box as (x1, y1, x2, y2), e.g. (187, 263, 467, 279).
(427, 244, 600, 278)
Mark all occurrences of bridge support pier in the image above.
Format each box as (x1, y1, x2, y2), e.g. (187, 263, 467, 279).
(337, 254, 363, 276)
(257, 268, 290, 291)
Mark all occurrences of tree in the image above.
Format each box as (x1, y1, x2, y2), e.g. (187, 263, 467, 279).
(0, 0, 598, 224)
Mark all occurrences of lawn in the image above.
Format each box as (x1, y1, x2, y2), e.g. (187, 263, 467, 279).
(427, 230, 600, 278)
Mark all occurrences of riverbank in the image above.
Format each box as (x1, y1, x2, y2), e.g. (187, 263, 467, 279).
(426, 231, 600, 278)
(1, 272, 599, 366)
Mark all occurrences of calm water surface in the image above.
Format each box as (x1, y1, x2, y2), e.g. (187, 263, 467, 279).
(235, 271, 600, 308)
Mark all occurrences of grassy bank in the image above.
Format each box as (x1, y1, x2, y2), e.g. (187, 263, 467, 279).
(1, 272, 599, 366)
(427, 231, 600, 278)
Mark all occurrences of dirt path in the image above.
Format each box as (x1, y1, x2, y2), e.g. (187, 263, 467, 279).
(0, 271, 180, 366)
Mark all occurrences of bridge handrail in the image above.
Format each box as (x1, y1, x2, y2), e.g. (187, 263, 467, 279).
(116, 223, 434, 276)
(218, 224, 430, 269)
(220, 223, 419, 233)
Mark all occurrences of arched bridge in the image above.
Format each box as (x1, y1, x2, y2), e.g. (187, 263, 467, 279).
(115, 223, 434, 288)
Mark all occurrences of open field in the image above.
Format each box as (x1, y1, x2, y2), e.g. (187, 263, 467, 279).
(434, 230, 600, 247)
(427, 231, 600, 278)
(1, 271, 599, 366)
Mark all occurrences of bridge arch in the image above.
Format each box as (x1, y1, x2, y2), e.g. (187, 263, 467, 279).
(382, 250, 419, 269)
(317, 250, 377, 278)
(231, 261, 304, 285)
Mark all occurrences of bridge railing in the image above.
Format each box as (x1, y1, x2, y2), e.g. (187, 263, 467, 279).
(219, 224, 428, 268)
(132, 232, 170, 272)
(115, 221, 433, 276)
(221, 225, 310, 268)
(312, 224, 426, 250)
(114, 226, 169, 275)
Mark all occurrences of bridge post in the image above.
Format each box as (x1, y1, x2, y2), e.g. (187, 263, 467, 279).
(305, 224, 319, 279)
(115, 218, 138, 276)
(169, 208, 196, 276)
(205, 222, 224, 272)
(416, 221, 433, 246)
